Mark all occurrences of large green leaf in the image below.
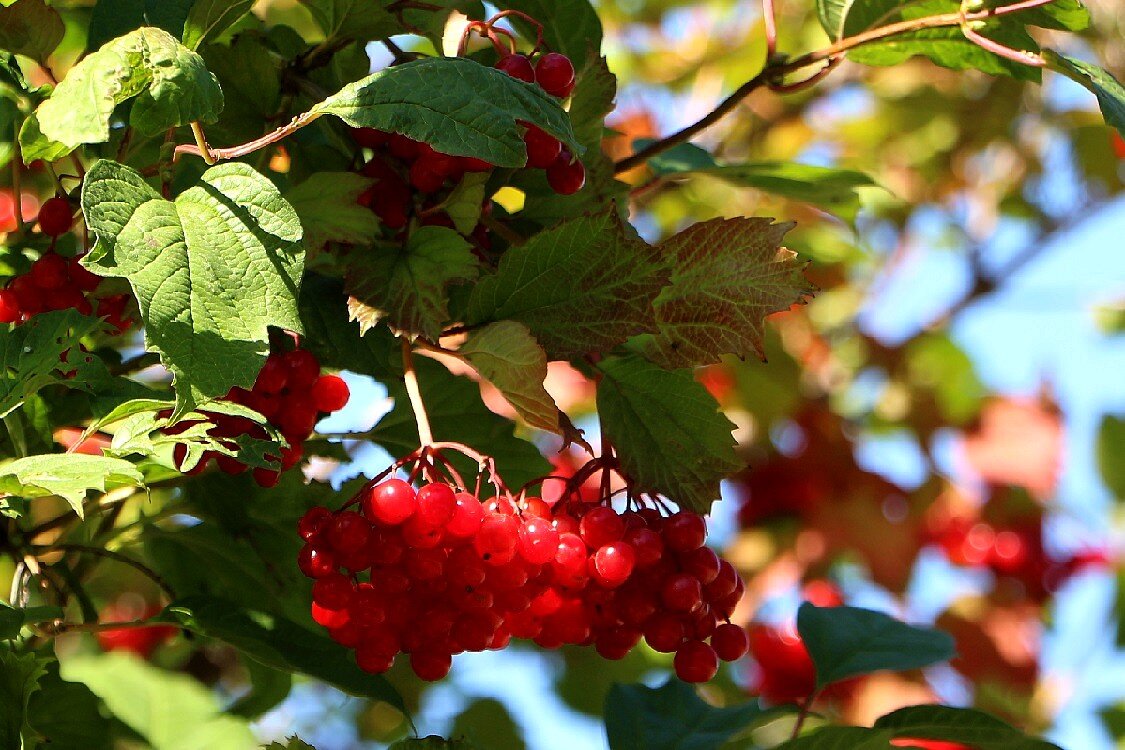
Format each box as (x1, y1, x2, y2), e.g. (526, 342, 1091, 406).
(1047, 52, 1125, 138)
(62, 652, 256, 750)
(309, 56, 580, 167)
(345, 226, 478, 340)
(0, 648, 46, 750)
(25, 661, 112, 750)
(465, 209, 668, 359)
(181, 0, 255, 49)
(298, 275, 397, 378)
(494, 0, 603, 70)
(595, 355, 740, 513)
(0, 0, 64, 62)
(459, 321, 573, 437)
(372, 357, 552, 493)
(605, 679, 776, 750)
(81, 160, 305, 414)
(643, 218, 813, 368)
(796, 604, 956, 689)
(0, 453, 144, 517)
(299, 0, 401, 41)
(0, 309, 109, 420)
(34, 27, 223, 149)
(159, 595, 406, 711)
(285, 172, 379, 251)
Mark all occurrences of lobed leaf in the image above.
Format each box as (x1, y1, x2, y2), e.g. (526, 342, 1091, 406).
(0, 454, 145, 517)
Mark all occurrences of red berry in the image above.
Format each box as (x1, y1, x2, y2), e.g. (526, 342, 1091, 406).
(37, 197, 73, 237)
(328, 510, 371, 554)
(254, 355, 288, 394)
(518, 517, 560, 565)
(409, 157, 447, 193)
(283, 349, 321, 389)
(680, 546, 720, 584)
(591, 542, 636, 588)
(459, 156, 494, 172)
(68, 258, 101, 292)
(0, 290, 19, 323)
(645, 613, 687, 652)
(277, 394, 318, 439)
(662, 572, 703, 612)
(523, 125, 561, 169)
(546, 150, 585, 195)
(298, 544, 337, 578)
(29, 253, 69, 290)
(416, 483, 458, 528)
(495, 54, 535, 83)
(363, 479, 417, 525)
(311, 374, 350, 412)
(534, 53, 576, 98)
(253, 467, 281, 487)
(624, 527, 664, 568)
(579, 506, 624, 548)
(664, 511, 707, 552)
(447, 492, 485, 538)
(474, 514, 520, 563)
(711, 623, 749, 661)
(351, 127, 389, 148)
(410, 650, 452, 681)
(674, 640, 718, 683)
(298, 507, 332, 540)
(312, 572, 354, 610)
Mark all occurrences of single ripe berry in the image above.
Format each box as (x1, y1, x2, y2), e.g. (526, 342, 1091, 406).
(416, 483, 458, 528)
(298, 506, 332, 540)
(495, 54, 535, 83)
(311, 374, 350, 412)
(592, 542, 636, 588)
(546, 150, 585, 195)
(711, 623, 749, 661)
(446, 492, 484, 538)
(674, 640, 719, 683)
(298, 544, 337, 578)
(662, 572, 703, 612)
(664, 511, 707, 552)
(579, 506, 625, 549)
(624, 527, 664, 568)
(680, 546, 721, 585)
(362, 478, 417, 525)
(29, 253, 69, 290)
(410, 649, 452, 681)
(534, 53, 576, 98)
(284, 348, 321, 389)
(37, 197, 73, 237)
(0, 289, 19, 323)
(645, 613, 688, 652)
(523, 125, 562, 169)
(351, 127, 389, 149)
(254, 355, 288, 394)
(312, 572, 354, 610)
(253, 467, 281, 487)
(328, 510, 371, 554)
(517, 517, 560, 565)
(475, 514, 520, 563)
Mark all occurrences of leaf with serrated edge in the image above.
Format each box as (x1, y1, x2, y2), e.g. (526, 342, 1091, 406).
(596, 355, 740, 513)
(466, 209, 667, 359)
(300, 0, 401, 41)
(797, 604, 956, 689)
(459, 321, 574, 437)
(310, 57, 579, 167)
(81, 160, 304, 415)
(35, 27, 223, 147)
(442, 173, 490, 235)
(645, 218, 812, 368)
(0, 454, 144, 517)
(285, 172, 379, 250)
(345, 226, 477, 339)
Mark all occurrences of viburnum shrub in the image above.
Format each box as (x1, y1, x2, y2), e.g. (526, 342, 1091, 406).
(0, 0, 1120, 748)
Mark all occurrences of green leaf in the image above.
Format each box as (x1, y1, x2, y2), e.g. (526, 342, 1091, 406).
(459, 321, 573, 437)
(796, 604, 956, 689)
(16, 113, 70, 163)
(1097, 415, 1125, 500)
(443, 173, 490, 235)
(298, 275, 397, 377)
(61, 651, 256, 750)
(605, 679, 775, 750)
(987, 0, 1089, 32)
(465, 209, 667, 359)
(229, 659, 292, 719)
(1047, 52, 1125, 137)
(595, 355, 740, 513)
(264, 738, 317, 750)
(345, 225, 477, 339)
(390, 738, 477, 750)
(0, 453, 144, 517)
(86, 0, 196, 51)
(0, 0, 64, 62)
(372, 357, 552, 493)
(0, 648, 47, 750)
(201, 32, 282, 144)
(159, 595, 406, 711)
(0, 309, 109, 419)
(643, 218, 812, 368)
(299, 0, 401, 42)
(494, 0, 602, 70)
(309, 56, 580, 167)
(873, 705, 1062, 749)
(25, 661, 113, 750)
(182, 0, 255, 50)
(81, 160, 305, 414)
(285, 172, 379, 250)
(34, 27, 224, 148)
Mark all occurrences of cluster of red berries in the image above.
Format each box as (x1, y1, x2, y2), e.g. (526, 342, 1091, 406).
(170, 347, 350, 487)
(348, 51, 583, 236)
(924, 516, 1107, 600)
(298, 478, 749, 683)
(0, 197, 131, 330)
